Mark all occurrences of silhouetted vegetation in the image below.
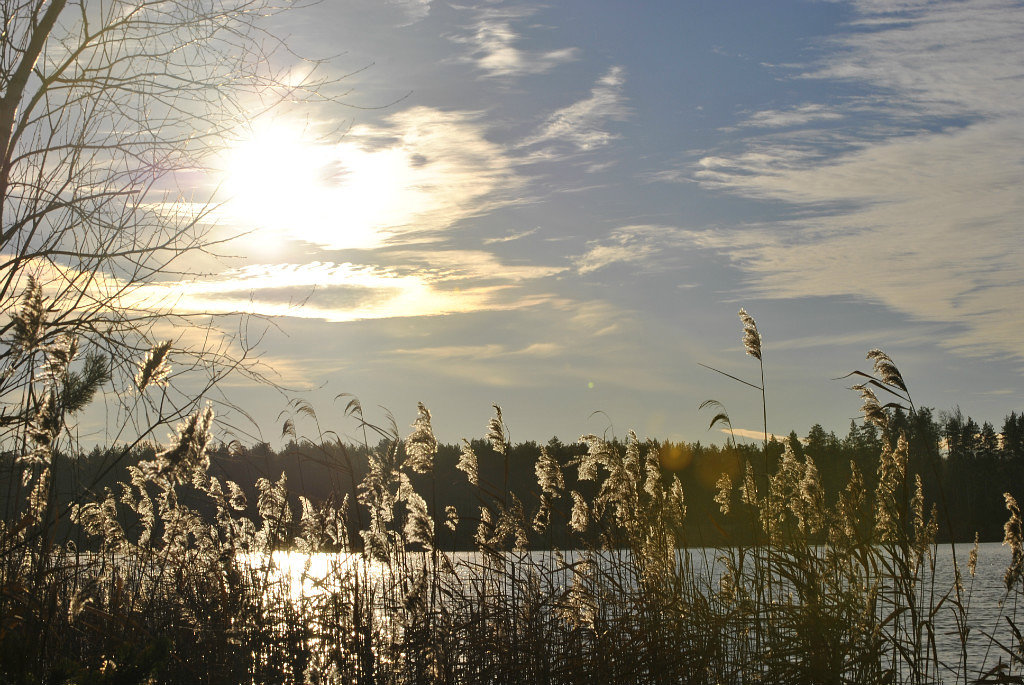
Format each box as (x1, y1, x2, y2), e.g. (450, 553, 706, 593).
(22, 403, 1015, 555)
(5, 383, 1024, 683)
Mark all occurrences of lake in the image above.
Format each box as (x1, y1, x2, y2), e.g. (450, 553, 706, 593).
(250, 541, 1021, 682)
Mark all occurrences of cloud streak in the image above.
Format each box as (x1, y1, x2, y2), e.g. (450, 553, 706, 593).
(127, 257, 565, 323)
(737, 104, 844, 129)
(689, 0, 1024, 361)
(574, 224, 688, 274)
(455, 9, 579, 78)
(521, 66, 628, 153)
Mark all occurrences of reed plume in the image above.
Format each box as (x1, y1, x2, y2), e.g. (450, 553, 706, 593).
(1003, 493, 1024, 590)
(135, 340, 173, 391)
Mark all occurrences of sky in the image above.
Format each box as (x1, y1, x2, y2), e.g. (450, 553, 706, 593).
(157, 0, 1024, 447)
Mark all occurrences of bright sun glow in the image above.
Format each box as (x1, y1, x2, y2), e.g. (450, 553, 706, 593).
(220, 123, 410, 251)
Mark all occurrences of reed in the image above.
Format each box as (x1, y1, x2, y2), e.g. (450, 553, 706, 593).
(2, 301, 1023, 683)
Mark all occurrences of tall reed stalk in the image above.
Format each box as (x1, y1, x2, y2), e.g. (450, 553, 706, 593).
(4, 294, 1024, 683)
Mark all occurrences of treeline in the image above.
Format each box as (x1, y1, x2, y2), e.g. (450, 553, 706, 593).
(7, 406, 1022, 549)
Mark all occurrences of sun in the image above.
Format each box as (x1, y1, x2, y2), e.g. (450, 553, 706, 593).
(219, 122, 403, 252)
(224, 125, 322, 212)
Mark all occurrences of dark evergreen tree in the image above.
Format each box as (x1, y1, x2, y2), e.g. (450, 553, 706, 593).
(1003, 411, 1023, 461)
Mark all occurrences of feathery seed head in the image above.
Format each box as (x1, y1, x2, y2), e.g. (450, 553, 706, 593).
(256, 472, 291, 524)
(911, 474, 925, 532)
(403, 402, 436, 474)
(535, 446, 565, 496)
(894, 433, 909, 476)
(669, 475, 687, 525)
(714, 473, 733, 515)
(226, 480, 247, 511)
(487, 404, 507, 455)
(852, 383, 888, 430)
(136, 341, 173, 391)
(910, 474, 936, 560)
(444, 505, 459, 532)
(867, 348, 907, 392)
(474, 506, 502, 555)
(533, 494, 552, 534)
(23, 390, 59, 458)
(509, 493, 529, 551)
(11, 275, 46, 353)
(41, 334, 78, 385)
(774, 443, 801, 492)
(835, 461, 865, 544)
(797, 456, 825, 534)
(1002, 492, 1024, 589)
(740, 461, 758, 508)
(624, 431, 642, 484)
(68, 588, 90, 623)
(457, 439, 479, 486)
(403, 489, 434, 549)
(738, 308, 762, 360)
(643, 442, 662, 499)
(27, 468, 51, 521)
(141, 404, 214, 486)
(569, 491, 589, 532)
(577, 434, 611, 481)
(874, 436, 908, 543)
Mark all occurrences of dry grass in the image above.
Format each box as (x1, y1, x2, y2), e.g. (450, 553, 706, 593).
(3, 310, 1024, 683)
(2, 401, 1024, 684)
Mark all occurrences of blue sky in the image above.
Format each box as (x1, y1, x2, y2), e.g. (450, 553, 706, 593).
(163, 0, 1024, 446)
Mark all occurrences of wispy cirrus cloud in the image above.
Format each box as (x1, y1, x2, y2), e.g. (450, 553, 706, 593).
(483, 227, 539, 245)
(574, 224, 686, 274)
(808, 0, 1024, 119)
(383, 248, 565, 282)
(688, 0, 1024, 362)
(520, 66, 628, 154)
(453, 8, 579, 78)
(10, 250, 560, 329)
(737, 103, 844, 129)
(380, 296, 681, 392)
(388, 0, 432, 24)
(129, 256, 564, 324)
(390, 341, 563, 363)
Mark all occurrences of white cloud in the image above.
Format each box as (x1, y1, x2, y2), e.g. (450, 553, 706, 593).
(521, 66, 628, 152)
(739, 104, 844, 129)
(388, 0, 431, 23)
(390, 341, 564, 362)
(127, 257, 563, 324)
(688, 0, 1024, 362)
(810, 0, 1024, 119)
(724, 427, 786, 443)
(455, 11, 579, 78)
(483, 227, 539, 244)
(768, 326, 942, 353)
(574, 224, 686, 274)
(5, 252, 559, 329)
(691, 120, 1024, 360)
(384, 341, 566, 388)
(384, 248, 565, 282)
(381, 298, 681, 392)
(559, 299, 627, 338)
